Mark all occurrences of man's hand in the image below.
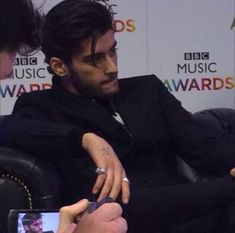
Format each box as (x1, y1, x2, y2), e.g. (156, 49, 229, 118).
(82, 132, 130, 204)
(56, 200, 128, 233)
(230, 168, 235, 177)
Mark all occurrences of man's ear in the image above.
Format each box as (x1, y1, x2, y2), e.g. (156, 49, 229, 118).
(49, 57, 70, 77)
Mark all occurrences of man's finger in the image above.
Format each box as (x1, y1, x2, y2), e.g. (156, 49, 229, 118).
(92, 174, 107, 194)
(98, 171, 114, 201)
(109, 167, 122, 201)
(121, 180, 130, 204)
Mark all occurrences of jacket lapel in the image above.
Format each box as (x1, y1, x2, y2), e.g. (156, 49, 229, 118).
(54, 86, 130, 142)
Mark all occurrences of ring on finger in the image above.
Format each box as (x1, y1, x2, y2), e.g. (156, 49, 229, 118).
(122, 177, 130, 184)
(95, 167, 107, 175)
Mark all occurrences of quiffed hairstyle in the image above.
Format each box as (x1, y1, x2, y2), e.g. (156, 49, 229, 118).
(22, 213, 42, 226)
(0, 0, 42, 54)
(41, 0, 114, 67)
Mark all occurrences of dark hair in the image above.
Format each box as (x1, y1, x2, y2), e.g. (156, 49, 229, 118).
(22, 213, 42, 226)
(41, 0, 114, 68)
(0, 0, 42, 54)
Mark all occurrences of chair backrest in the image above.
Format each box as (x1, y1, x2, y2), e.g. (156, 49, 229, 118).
(0, 146, 60, 233)
(177, 108, 235, 182)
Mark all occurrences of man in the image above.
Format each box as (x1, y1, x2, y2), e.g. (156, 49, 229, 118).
(0, 1, 127, 233)
(0, 0, 235, 232)
(22, 213, 54, 233)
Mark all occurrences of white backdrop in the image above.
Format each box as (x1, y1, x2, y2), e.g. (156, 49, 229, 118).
(0, 0, 234, 114)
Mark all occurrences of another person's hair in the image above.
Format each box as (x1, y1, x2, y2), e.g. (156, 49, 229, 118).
(0, 0, 42, 54)
(22, 213, 42, 226)
(41, 0, 114, 67)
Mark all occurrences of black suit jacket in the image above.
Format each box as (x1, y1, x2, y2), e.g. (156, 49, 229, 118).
(1, 74, 235, 201)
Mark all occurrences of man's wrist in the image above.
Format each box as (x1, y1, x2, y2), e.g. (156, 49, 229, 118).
(82, 132, 96, 150)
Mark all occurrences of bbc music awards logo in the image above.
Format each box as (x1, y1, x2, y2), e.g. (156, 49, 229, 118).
(96, 0, 136, 33)
(0, 54, 51, 98)
(164, 17, 235, 93)
(164, 51, 235, 92)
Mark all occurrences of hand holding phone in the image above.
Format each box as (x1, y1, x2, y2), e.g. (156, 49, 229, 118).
(58, 197, 127, 233)
(57, 196, 114, 233)
(8, 196, 114, 233)
(73, 201, 127, 233)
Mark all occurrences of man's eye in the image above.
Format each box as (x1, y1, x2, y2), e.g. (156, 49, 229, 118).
(85, 55, 102, 65)
(110, 47, 118, 56)
(93, 55, 102, 62)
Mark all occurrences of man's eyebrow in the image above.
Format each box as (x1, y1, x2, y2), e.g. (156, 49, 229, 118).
(83, 41, 117, 60)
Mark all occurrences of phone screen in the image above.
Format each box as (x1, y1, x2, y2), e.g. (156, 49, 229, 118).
(9, 197, 113, 233)
(9, 210, 59, 233)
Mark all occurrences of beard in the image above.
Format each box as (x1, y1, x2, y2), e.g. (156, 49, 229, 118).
(68, 67, 119, 98)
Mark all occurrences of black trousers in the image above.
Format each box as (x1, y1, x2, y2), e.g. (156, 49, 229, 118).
(123, 176, 235, 233)
(56, 158, 235, 233)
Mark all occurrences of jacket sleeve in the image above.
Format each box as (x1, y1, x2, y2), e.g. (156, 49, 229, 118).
(152, 75, 235, 176)
(0, 94, 89, 158)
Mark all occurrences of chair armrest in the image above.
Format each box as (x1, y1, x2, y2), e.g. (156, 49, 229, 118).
(178, 108, 235, 182)
(0, 147, 60, 233)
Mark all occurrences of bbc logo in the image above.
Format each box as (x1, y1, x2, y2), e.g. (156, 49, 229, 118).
(184, 52, 209, 61)
(14, 57, 38, 65)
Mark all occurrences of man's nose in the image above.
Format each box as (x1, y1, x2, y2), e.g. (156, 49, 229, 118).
(104, 55, 118, 74)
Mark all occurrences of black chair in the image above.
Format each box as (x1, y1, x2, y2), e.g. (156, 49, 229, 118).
(0, 147, 60, 233)
(178, 108, 235, 182)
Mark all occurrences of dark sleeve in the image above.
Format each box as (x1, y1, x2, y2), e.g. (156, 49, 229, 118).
(0, 95, 88, 158)
(152, 75, 235, 175)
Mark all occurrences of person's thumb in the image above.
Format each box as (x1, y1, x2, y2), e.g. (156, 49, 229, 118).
(57, 199, 89, 233)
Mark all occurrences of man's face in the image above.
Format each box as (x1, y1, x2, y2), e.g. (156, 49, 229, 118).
(0, 50, 16, 80)
(24, 218, 43, 233)
(64, 29, 119, 98)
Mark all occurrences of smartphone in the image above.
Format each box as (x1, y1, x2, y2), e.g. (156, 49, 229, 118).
(8, 197, 113, 233)
(8, 209, 59, 233)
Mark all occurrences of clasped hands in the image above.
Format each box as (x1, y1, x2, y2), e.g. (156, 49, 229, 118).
(82, 132, 130, 204)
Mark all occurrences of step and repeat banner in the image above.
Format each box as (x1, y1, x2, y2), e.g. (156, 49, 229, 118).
(0, 0, 234, 114)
